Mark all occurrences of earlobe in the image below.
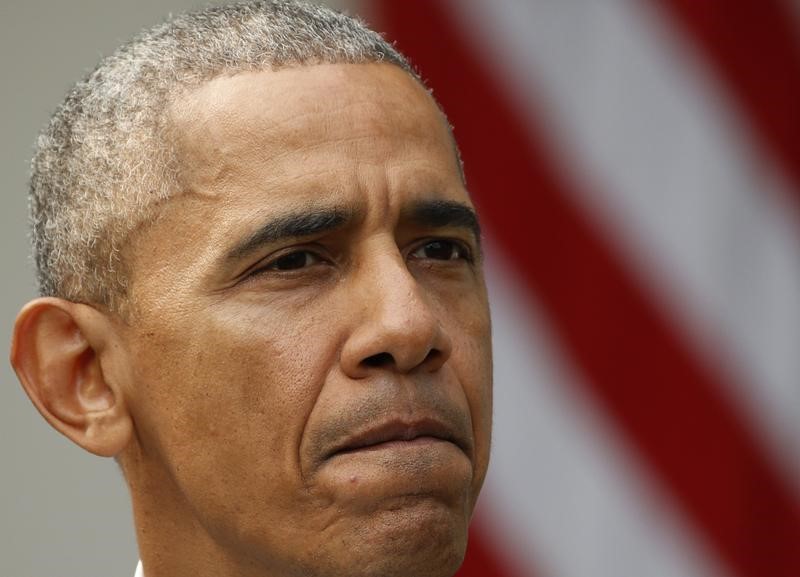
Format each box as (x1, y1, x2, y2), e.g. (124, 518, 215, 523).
(10, 298, 133, 457)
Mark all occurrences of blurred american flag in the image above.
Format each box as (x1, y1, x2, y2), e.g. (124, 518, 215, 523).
(371, 2, 800, 576)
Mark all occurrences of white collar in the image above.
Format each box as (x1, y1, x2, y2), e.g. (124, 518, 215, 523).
(134, 560, 144, 577)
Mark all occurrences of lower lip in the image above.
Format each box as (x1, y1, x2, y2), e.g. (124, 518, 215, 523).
(318, 437, 472, 497)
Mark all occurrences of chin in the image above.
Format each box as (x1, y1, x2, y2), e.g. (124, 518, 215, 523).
(236, 501, 468, 577)
(340, 498, 470, 577)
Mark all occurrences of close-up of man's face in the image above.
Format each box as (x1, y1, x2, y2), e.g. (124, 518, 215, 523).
(6, 1, 798, 577)
(109, 63, 492, 576)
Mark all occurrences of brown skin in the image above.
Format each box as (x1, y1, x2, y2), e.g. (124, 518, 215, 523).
(11, 63, 492, 577)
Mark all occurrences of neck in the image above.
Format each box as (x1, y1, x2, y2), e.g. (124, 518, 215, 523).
(123, 449, 274, 577)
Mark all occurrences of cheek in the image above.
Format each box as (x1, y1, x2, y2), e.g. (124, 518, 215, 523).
(462, 332, 492, 491)
(127, 304, 340, 504)
(447, 288, 493, 490)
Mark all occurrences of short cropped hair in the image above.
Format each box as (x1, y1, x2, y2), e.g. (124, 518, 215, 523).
(30, 0, 415, 311)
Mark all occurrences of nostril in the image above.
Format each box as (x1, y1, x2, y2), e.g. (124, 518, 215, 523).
(362, 352, 394, 368)
(423, 349, 441, 365)
(360, 349, 443, 371)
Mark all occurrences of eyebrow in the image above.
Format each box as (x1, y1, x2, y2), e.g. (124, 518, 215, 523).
(405, 199, 482, 246)
(225, 207, 350, 262)
(224, 199, 482, 264)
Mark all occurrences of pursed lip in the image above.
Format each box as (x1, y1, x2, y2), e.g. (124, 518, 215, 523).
(324, 417, 470, 460)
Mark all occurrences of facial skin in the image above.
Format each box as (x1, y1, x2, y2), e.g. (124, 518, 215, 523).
(16, 63, 492, 577)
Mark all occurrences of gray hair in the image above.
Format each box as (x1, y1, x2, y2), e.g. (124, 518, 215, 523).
(30, 0, 417, 311)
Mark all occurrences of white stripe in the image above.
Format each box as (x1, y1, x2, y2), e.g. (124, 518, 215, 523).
(450, 0, 800, 493)
(480, 253, 731, 577)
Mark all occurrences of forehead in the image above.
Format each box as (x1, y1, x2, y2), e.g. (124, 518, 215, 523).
(169, 63, 457, 193)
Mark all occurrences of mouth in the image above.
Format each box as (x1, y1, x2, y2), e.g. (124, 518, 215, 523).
(326, 418, 469, 460)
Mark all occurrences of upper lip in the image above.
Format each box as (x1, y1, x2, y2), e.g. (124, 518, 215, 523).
(326, 417, 468, 459)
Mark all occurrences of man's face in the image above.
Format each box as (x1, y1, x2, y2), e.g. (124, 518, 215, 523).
(116, 63, 492, 577)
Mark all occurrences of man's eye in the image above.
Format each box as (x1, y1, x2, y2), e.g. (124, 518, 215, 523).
(266, 251, 322, 271)
(410, 240, 471, 262)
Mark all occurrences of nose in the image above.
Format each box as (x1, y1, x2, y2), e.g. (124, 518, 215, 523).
(340, 254, 453, 378)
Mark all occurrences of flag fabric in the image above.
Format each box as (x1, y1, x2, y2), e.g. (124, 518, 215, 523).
(373, 2, 800, 577)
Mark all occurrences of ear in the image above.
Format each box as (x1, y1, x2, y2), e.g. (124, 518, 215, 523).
(10, 297, 133, 457)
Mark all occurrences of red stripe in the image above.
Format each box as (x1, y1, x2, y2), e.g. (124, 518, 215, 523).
(456, 521, 530, 577)
(375, 2, 800, 577)
(653, 0, 800, 207)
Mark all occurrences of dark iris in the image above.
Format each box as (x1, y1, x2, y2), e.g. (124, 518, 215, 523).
(270, 252, 311, 270)
(422, 240, 459, 260)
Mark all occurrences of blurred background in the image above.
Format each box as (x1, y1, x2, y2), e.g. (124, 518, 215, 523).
(2, 1, 798, 576)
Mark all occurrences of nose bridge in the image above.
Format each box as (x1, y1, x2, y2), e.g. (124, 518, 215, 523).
(368, 252, 430, 327)
(341, 243, 452, 376)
